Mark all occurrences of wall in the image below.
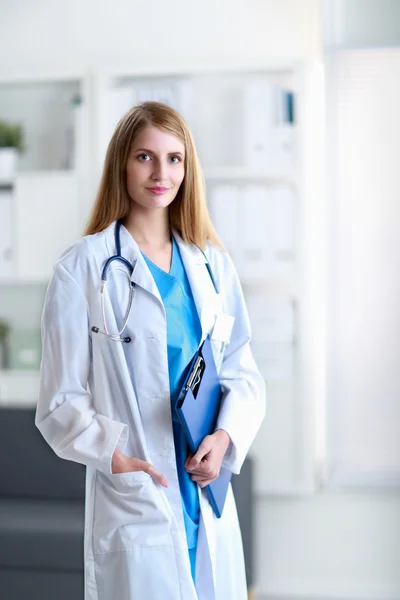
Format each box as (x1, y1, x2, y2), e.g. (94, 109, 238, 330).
(0, 0, 321, 72)
(2, 2, 399, 599)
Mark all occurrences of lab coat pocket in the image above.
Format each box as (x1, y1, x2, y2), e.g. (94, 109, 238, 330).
(92, 470, 173, 554)
(109, 470, 150, 485)
(94, 546, 180, 600)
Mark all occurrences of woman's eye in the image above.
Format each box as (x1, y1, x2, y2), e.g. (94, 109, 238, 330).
(138, 153, 151, 161)
(170, 155, 181, 164)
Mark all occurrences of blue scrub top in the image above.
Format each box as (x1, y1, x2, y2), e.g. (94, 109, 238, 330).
(141, 235, 202, 551)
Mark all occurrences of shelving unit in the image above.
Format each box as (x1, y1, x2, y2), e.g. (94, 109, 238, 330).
(0, 73, 93, 284)
(0, 73, 93, 387)
(0, 62, 325, 496)
(0, 72, 93, 169)
(93, 62, 325, 495)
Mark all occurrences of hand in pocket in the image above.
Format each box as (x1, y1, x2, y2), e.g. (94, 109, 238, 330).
(112, 449, 169, 487)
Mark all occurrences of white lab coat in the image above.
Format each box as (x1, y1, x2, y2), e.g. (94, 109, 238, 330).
(35, 221, 266, 600)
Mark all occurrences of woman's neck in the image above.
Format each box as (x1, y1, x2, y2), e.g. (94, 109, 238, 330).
(123, 207, 171, 247)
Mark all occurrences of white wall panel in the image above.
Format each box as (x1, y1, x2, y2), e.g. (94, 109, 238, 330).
(327, 49, 400, 486)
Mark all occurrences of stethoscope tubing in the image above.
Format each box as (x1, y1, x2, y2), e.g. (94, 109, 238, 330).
(92, 219, 218, 343)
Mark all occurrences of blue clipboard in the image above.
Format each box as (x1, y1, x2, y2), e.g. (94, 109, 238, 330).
(175, 336, 232, 518)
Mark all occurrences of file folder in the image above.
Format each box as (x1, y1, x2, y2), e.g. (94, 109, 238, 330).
(175, 336, 232, 518)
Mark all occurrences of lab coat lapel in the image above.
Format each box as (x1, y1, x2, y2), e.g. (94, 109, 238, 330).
(129, 254, 162, 303)
(103, 221, 162, 304)
(172, 230, 220, 343)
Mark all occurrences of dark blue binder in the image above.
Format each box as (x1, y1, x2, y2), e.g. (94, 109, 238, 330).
(175, 336, 232, 518)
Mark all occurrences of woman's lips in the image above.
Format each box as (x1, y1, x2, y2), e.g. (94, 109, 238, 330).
(146, 187, 170, 195)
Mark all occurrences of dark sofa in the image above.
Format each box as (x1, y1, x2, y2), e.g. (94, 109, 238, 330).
(0, 407, 253, 600)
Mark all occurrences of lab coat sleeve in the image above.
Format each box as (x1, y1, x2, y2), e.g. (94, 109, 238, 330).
(35, 262, 128, 475)
(215, 255, 266, 475)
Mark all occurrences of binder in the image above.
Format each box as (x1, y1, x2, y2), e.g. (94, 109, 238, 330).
(210, 184, 240, 268)
(242, 184, 269, 280)
(175, 336, 232, 518)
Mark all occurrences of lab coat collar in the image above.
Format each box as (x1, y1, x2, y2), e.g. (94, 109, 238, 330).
(170, 228, 208, 265)
(102, 220, 162, 303)
(103, 221, 218, 340)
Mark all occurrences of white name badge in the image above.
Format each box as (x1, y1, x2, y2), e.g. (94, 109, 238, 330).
(201, 294, 223, 334)
(211, 314, 235, 343)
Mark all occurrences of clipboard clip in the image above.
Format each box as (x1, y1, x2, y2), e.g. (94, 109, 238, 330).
(185, 355, 205, 395)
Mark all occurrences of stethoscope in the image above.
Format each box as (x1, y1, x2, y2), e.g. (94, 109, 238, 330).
(91, 219, 219, 344)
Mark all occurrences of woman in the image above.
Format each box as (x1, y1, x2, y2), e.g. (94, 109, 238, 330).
(35, 101, 265, 600)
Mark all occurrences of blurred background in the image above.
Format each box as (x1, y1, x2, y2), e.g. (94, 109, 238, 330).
(0, 0, 399, 599)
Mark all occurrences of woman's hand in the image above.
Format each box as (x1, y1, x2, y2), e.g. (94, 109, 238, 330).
(184, 429, 231, 488)
(111, 449, 169, 487)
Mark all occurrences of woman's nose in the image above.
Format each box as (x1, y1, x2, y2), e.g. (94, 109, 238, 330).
(151, 160, 167, 181)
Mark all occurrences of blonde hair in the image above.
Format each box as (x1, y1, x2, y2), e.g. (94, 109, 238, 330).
(84, 101, 223, 250)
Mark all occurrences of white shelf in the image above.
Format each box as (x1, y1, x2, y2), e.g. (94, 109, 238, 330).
(0, 278, 49, 285)
(240, 277, 299, 296)
(204, 167, 297, 185)
(0, 169, 77, 193)
(254, 485, 317, 498)
(13, 168, 77, 177)
(0, 70, 90, 85)
(96, 60, 301, 79)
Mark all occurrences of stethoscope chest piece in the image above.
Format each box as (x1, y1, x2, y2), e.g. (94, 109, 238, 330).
(91, 325, 131, 344)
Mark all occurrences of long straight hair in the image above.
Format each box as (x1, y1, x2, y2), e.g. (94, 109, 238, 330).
(84, 101, 223, 250)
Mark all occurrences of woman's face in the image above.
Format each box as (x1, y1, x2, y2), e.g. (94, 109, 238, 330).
(126, 126, 185, 211)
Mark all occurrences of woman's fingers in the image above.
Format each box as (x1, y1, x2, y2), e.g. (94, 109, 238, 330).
(185, 436, 213, 470)
(191, 475, 212, 483)
(191, 475, 214, 488)
(146, 463, 169, 488)
(186, 458, 217, 478)
(127, 457, 169, 488)
(190, 472, 216, 484)
(184, 452, 194, 470)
